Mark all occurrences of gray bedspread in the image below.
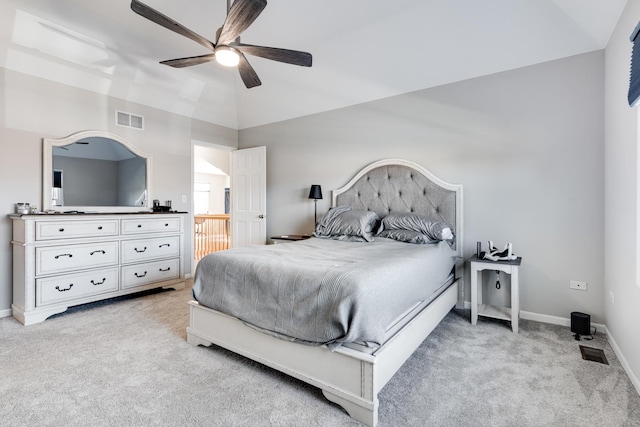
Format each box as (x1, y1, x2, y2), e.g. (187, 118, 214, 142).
(192, 237, 456, 349)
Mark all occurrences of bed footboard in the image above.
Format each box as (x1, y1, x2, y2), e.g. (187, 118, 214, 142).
(322, 389, 378, 426)
(187, 299, 379, 424)
(186, 279, 459, 427)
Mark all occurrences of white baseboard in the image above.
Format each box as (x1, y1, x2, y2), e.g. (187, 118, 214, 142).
(461, 301, 638, 396)
(604, 326, 640, 396)
(519, 310, 607, 333)
(461, 301, 605, 331)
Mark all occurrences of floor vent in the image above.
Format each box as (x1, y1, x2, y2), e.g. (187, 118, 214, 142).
(116, 110, 144, 130)
(579, 345, 609, 365)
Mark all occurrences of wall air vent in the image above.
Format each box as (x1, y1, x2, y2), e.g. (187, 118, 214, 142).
(116, 110, 144, 130)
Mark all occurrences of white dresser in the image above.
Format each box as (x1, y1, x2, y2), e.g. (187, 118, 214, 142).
(10, 213, 186, 325)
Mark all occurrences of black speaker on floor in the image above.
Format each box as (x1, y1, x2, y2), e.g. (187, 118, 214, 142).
(571, 311, 591, 339)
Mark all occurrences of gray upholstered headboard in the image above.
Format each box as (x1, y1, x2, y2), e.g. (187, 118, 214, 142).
(333, 159, 463, 256)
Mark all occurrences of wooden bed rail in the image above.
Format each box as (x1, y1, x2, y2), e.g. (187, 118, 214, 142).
(194, 214, 230, 261)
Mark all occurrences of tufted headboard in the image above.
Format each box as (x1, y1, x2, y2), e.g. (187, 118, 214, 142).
(333, 159, 463, 256)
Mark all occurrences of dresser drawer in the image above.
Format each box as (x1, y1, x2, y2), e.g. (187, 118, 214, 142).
(121, 258, 180, 289)
(36, 219, 119, 241)
(36, 267, 119, 306)
(121, 217, 181, 234)
(36, 241, 119, 276)
(121, 236, 180, 264)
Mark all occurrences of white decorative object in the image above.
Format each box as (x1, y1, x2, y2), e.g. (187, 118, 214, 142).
(10, 213, 185, 325)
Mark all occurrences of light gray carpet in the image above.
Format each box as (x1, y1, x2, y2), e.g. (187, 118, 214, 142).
(1, 283, 639, 426)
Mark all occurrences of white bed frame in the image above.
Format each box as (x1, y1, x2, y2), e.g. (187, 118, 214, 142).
(187, 159, 463, 426)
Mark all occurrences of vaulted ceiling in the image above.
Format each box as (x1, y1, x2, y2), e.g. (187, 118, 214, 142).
(0, 0, 629, 130)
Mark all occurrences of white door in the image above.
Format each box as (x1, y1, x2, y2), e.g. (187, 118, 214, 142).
(231, 146, 266, 247)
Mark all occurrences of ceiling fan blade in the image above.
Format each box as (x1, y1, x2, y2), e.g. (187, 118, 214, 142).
(160, 54, 217, 68)
(131, 0, 215, 51)
(234, 44, 312, 67)
(217, 0, 267, 46)
(237, 52, 261, 88)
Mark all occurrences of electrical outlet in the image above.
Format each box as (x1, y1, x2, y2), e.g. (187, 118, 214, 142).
(609, 291, 615, 304)
(181, 194, 187, 203)
(570, 280, 587, 291)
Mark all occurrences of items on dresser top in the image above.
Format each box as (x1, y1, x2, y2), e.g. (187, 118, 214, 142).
(10, 212, 186, 325)
(15, 203, 30, 214)
(152, 199, 173, 212)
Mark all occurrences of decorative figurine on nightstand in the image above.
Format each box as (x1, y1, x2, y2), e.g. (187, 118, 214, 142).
(481, 241, 517, 261)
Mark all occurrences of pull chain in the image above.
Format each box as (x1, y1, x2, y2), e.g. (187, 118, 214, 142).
(495, 271, 501, 289)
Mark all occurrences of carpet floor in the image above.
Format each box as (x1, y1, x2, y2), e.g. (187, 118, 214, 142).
(1, 283, 639, 426)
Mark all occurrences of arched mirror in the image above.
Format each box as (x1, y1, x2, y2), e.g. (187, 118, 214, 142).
(43, 130, 152, 212)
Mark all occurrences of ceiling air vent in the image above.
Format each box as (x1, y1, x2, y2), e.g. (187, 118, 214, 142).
(116, 110, 144, 130)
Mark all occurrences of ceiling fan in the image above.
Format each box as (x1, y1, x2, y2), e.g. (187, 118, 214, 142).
(130, 0, 312, 88)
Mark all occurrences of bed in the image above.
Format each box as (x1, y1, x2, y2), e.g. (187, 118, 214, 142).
(187, 159, 463, 426)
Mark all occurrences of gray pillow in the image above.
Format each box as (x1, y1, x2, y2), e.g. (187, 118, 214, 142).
(378, 229, 438, 244)
(377, 213, 454, 242)
(313, 205, 379, 242)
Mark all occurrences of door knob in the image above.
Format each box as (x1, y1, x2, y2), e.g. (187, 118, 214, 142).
(258, 214, 265, 219)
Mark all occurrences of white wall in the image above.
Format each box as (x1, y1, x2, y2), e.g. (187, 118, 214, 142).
(193, 145, 231, 215)
(604, 0, 640, 392)
(194, 145, 231, 176)
(53, 156, 119, 206)
(240, 51, 605, 324)
(195, 172, 229, 214)
(0, 67, 237, 314)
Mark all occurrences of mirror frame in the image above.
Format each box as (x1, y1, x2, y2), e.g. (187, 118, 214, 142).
(43, 130, 153, 213)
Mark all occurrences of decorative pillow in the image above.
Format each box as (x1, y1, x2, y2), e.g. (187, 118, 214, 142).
(377, 212, 454, 242)
(313, 205, 379, 242)
(377, 229, 437, 244)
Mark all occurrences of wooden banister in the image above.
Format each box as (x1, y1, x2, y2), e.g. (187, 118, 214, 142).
(194, 214, 230, 261)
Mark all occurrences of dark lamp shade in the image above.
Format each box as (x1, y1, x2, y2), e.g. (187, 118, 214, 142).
(308, 185, 323, 200)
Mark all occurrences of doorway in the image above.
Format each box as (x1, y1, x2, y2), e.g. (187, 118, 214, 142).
(193, 144, 232, 264)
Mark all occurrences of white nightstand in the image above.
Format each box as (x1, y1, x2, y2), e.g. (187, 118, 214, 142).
(469, 254, 522, 333)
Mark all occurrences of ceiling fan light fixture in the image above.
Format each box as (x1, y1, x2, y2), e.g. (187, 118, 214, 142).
(131, 0, 312, 88)
(215, 46, 240, 67)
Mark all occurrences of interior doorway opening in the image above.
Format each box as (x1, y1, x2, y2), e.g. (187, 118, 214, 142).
(193, 144, 232, 264)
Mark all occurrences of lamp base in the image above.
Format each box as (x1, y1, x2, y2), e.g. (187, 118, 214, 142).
(314, 199, 318, 225)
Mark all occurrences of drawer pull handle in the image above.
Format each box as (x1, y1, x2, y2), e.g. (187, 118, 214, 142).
(134, 247, 147, 253)
(55, 284, 73, 292)
(135, 271, 148, 278)
(91, 278, 106, 286)
(159, 267, 171, 272)
(159, 243, 170, 248)
(54, 253, 73, 259)
(165, 223, 169, 226)
(58, 228, 65, 232)
(98, 226, 103, 230)
(137, 224, 142, 228)
(90, 250, 106, 256)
